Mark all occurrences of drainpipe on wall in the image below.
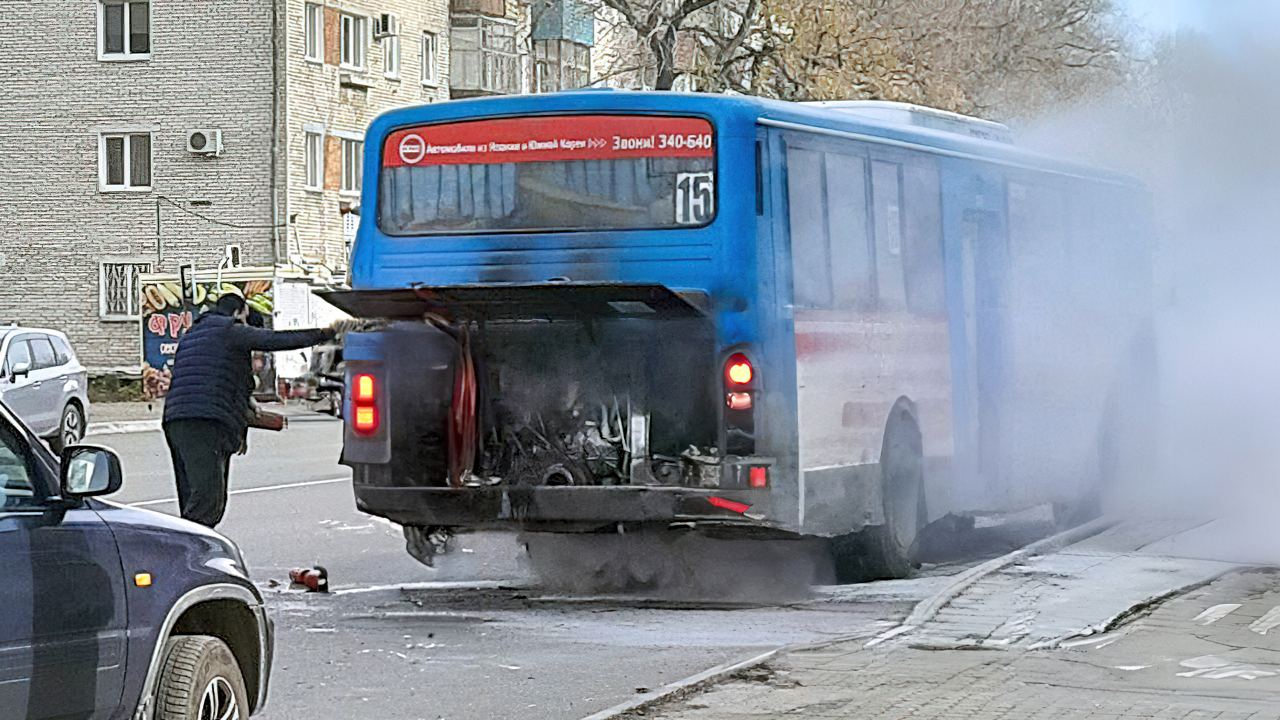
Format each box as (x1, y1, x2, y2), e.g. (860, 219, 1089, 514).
(269, 0, 282, 265)
(282, 0, 297, 271)
(155, 198, 163, 266)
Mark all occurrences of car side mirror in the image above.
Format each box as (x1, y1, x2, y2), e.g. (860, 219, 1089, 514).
(60, 445, 123, 498)
(10, 361, 30, 380)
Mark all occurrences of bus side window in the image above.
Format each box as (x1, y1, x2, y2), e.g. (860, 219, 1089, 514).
(825, 154, 873, 308)
(786, 147, 833, 307)
(872, 160, 907, 311)
(902, 163, 945, 315)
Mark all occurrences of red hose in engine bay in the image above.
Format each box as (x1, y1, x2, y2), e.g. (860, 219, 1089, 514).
(447, 326, 478, 487)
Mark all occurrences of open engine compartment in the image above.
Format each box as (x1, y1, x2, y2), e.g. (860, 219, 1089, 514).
(375, 315, 719, 489)
(475, 317, 717, 487)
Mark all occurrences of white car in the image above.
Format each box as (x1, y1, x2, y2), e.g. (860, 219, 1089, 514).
(0, 326, 90, 452)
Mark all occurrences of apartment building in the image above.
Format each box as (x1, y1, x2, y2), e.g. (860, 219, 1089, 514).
(0, 0, 597, 371)
(0, 1, 447, 371)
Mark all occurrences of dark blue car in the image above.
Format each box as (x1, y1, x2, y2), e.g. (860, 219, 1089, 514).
(0, 403, 272, 720)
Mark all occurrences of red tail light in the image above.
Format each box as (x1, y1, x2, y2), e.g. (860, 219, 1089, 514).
(725, 354, 753, 386)
(749, 466, 768, 488)
(351, 372, 379, 435)
(353, 405, 379, 435)
(353, 373, 376, 403)
(726, 392, 753, 411)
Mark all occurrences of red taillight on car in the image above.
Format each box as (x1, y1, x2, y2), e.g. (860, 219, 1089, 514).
(351, 372, 379, 435)
(749, 466, 768, 488)
(725, 354, 753, 386)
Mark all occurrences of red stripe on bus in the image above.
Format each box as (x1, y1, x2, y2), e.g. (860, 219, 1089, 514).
(383, 115, 715, 167)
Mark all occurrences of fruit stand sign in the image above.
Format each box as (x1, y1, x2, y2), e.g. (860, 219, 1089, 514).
(139, 275, 277, 400)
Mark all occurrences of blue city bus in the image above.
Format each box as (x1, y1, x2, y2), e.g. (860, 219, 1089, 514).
(323, 91, 1153, 578)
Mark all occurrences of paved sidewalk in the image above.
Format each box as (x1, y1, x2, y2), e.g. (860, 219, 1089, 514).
(627, 522, 1279, 720)
(88, 399, 330, 435)
(910, 519, 1239, 649)
(630, 569, 1280, 720)
(89, 400, 165, 424)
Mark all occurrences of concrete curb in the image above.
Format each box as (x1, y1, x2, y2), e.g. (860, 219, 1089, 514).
(87, 419, 162, 436)
(1027, 562, 1244, 650)
(900, 514, 1119, 630)
(87, 410, 338, 436)
(578, 648, 781, 720)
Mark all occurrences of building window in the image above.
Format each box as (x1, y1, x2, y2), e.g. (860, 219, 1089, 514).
(99, 132, 152, 192)
(304, 130, 324, 191)
(421, 31, 439, 85)
(100, 261, 152, 319)
(340, 13, 367, 70)
(534, 39, 590, 93)
(343, 211, 359, 260)
(304, 3, 323, 62)
(384, 26, 401, 78)
(99, 1, 150, 61)
(451, 15, 518, 94)
(341, 138, 363, 194)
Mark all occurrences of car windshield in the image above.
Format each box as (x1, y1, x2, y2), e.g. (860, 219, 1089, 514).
(0, 404, 53, 499)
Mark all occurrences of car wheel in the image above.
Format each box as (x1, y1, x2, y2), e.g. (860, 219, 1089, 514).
(49, 403, 85, 454)
(154, 635, 248, 720)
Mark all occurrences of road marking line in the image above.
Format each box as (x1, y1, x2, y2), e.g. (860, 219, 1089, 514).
(1249, 606, 1280, 636)
(1058, 631, 1122, 649)
(865, 624, 915, 648)
(1193, 603, 1241, 625)
(332, 580, 525, 596)
(1178, 655, 1277, 680)
(128, 476, 349, 508)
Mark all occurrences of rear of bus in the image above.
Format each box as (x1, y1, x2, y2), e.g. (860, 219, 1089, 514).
(324, 93, 791, 541)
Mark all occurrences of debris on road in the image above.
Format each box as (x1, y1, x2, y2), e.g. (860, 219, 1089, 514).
(290, 565, 331, 593)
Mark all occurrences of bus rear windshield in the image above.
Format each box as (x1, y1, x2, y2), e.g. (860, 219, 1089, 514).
(378, 114, 716, 234)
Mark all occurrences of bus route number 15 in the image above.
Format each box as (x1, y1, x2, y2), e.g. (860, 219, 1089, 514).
(675, 172, 715, 226)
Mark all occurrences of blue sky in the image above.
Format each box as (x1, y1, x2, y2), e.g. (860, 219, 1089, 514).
(1122, 0, 1206, 33)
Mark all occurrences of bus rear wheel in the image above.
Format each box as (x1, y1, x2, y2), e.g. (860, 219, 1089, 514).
(835, 402, 926, 582)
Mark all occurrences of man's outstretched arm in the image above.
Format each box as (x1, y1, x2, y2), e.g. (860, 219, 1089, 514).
(227, 324, 334, 352)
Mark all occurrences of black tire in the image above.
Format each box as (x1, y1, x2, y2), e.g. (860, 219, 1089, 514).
(49, 402, 85, 454)
(842, 402, 927, 581)
(154, 635, 249, 720)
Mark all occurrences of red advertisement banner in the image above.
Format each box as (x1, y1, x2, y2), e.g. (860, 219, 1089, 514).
(383, 115, 715, 168)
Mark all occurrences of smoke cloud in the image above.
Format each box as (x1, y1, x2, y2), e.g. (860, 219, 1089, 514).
(1015, 3, 1280, 563)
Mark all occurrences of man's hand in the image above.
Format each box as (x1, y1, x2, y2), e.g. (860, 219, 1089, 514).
(329, 319, 365, 338)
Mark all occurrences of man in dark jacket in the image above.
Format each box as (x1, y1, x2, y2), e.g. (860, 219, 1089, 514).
(163, 292, 336, 528)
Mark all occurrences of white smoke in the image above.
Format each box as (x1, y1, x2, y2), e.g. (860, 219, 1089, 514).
(1016, 3, 1280, 561)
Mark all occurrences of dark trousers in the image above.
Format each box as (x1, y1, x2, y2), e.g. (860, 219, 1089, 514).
(164, 419, 238, 528)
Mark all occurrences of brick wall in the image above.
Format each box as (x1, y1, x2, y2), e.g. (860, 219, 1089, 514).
(285, 0, 451, 271)
(0, 0, 279, 370)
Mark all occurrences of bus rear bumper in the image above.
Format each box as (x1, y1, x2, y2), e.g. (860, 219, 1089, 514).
(353, 484, 780, 531)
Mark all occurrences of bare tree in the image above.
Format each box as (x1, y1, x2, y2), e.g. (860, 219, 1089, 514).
(592, 0, 758, 90)
(594, 0, 1134, 120)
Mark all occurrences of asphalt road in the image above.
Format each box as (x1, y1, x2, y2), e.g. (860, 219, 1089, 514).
(87, 417, 949, 720)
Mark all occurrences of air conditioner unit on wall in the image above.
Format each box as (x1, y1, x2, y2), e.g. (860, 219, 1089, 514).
(187, 129, 223, 156)
(375, 13, 398, 38)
